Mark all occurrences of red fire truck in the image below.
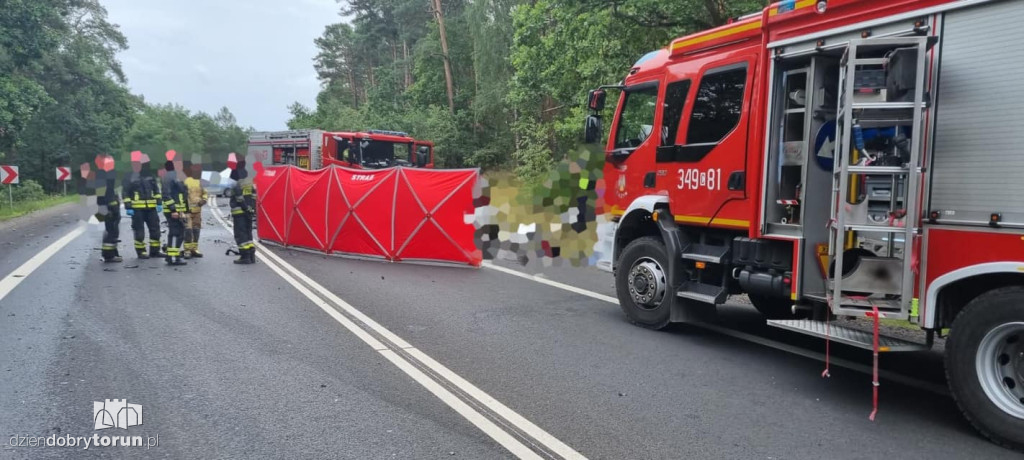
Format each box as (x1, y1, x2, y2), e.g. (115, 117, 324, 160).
(247, 129, 434, 170)
(587, 0, 1024, 450)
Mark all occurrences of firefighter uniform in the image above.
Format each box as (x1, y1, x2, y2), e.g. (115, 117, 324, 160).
(122, 171, 163, 258)
(229, 164, 256, 264)
(183, 176, 207, 258)
(96, 171, 122, 263)
(162, 162, 189, 265)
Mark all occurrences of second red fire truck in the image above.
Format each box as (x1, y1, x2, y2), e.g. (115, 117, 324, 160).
(247, 129, 435, 170)
(588, 0, 1024, 450)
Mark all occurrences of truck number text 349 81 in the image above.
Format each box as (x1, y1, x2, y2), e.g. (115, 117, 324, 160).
(677, 168, 722, 191)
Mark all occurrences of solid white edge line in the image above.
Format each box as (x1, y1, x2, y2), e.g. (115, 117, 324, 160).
(481, 261, 618, 304)
(209, 200, 576, 460)
(378, 349, 543, 460)
(255, 230, 588, 460)
(0, 225, 86, 303)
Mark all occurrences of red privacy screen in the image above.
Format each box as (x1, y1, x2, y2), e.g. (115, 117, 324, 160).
(254, 165, 481, 266)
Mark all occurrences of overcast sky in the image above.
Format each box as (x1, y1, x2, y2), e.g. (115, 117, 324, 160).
(103, 0, 341, 131)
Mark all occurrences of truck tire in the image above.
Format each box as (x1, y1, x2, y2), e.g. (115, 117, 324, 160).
(615, 237, 672, 330)
(748, 293, 794, 319)
(946, 286, 1024, 452)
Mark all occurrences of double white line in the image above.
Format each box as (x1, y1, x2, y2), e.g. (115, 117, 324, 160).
(210, 202, 584, 460)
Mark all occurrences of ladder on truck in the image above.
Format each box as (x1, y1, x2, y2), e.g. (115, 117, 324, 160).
(829, 37, 931, 319)
(767, 37, 934, 354)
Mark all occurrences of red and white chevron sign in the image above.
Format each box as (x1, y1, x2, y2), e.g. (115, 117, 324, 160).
(0, 165, 18, 185)
(56, 166, 71, 181)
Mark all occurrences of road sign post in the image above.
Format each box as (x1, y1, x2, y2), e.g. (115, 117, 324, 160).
(1, 165, 18, 208)
(56, 166, 71, 195)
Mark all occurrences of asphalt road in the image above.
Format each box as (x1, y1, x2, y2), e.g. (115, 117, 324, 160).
(0, 201, 1018, 459)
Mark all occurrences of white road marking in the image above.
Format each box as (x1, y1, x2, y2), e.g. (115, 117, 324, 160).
(209, 201, 582, 460)
(481, 261, 618, 304)
(0, 225, 85, 303)
(483, 260, 951, 396)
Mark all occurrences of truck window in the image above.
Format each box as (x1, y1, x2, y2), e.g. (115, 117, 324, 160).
(661, 79, 691, 146)
(614, 85, 659, 150)
(686, 66, 747, 145)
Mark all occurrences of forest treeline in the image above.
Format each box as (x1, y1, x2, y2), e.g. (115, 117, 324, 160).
(0, 0, 248, 192)
(288, 0, 766, 180)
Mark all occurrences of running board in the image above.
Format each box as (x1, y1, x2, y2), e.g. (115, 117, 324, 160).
(676, 281, 727, 304)
(766, 319, 930, 352)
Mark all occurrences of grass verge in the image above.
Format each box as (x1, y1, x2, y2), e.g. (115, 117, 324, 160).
(0, 194, 79, 222)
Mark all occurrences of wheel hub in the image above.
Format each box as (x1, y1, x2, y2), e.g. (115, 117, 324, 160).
(627, 258, 666, 310)
(977, 322, 1024, 419)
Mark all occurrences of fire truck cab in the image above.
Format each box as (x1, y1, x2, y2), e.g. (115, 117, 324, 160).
(590, 0, 1024, 450)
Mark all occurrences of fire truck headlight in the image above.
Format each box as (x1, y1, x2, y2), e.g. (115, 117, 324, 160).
(816, 1, 827, 14)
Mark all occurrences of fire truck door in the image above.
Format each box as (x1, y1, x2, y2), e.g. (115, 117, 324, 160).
(661, 59, 754, 228)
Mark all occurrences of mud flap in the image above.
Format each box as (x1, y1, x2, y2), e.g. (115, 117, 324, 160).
(656, 214, 717, 323)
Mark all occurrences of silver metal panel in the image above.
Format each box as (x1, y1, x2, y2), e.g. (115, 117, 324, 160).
(930, 1, 1024, 226)
(774, 19, 920, 58)
(766, 319, 930, 352)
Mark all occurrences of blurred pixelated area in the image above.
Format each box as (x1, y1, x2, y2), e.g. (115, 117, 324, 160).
(74, 151, 234, 223)
(72, 147, 614, 271)
(473, 145, 612, 271)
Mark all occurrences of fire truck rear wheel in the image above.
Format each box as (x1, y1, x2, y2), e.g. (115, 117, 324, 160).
(747, 293, 795, 319)
(616, 237, 671, 330)
(946, 286, 1024, 452)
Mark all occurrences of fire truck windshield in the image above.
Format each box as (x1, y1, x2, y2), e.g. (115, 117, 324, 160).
(359, 140, 415, 169)
(614, 85, 658, 151)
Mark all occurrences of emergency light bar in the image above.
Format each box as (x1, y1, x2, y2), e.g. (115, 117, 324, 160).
(367, 129, 410, 138)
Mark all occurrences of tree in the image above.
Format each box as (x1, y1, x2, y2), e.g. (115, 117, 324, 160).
(430, 0, 456, 114)
(293, 0, 766, 177)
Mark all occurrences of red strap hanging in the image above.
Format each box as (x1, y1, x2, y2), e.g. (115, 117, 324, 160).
(868, 305, 881, 421)
(822, 296, 832, 378)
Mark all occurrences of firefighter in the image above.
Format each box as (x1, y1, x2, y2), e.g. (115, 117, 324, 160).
(95, 156, 122, 263)
(182, 165, 207, 258)
(122, 152, 163, 259)
(161, 160, 189, 265)
(228, 156, 256, 264)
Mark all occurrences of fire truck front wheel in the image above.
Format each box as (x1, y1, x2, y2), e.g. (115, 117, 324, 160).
(616, 237, 672, 330)
(946, 286, 1024, 452)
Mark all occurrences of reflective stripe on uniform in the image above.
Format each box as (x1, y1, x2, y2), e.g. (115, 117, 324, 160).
(134, 241, 146, 249)
(149, 240, 161, 247)
(231, 209, 246, 215)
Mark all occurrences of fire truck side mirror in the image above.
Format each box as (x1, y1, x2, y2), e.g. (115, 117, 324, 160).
(416, 146, 429, 167)
(587, 89, 606, 111)
(584, 115, 603, 145)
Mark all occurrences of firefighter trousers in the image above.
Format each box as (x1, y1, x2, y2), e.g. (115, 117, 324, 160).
(232, 212, 255, 261)
(102, 211, 120, 260)
(165, 213, 185, 261)
(131, 209, 161, 256)
(183, 211, 202, 254)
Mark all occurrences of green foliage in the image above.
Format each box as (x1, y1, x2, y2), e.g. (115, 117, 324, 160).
(121, 104, 250, 166)
(293, 0, 766, 179)
(0, 0, 249, 189)
(10, 179, 46, 202)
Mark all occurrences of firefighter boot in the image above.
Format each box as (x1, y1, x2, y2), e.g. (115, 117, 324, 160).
(191, 229, 203, 258)
(233, 248, 255, 265)
(149, 241, 165, 258)
(102, 245, 122, 263)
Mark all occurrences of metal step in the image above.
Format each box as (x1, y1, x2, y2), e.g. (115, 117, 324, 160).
(676, 281, 727, 304)
(681, 243, 730, 264)
(766, 319, 929, 352)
